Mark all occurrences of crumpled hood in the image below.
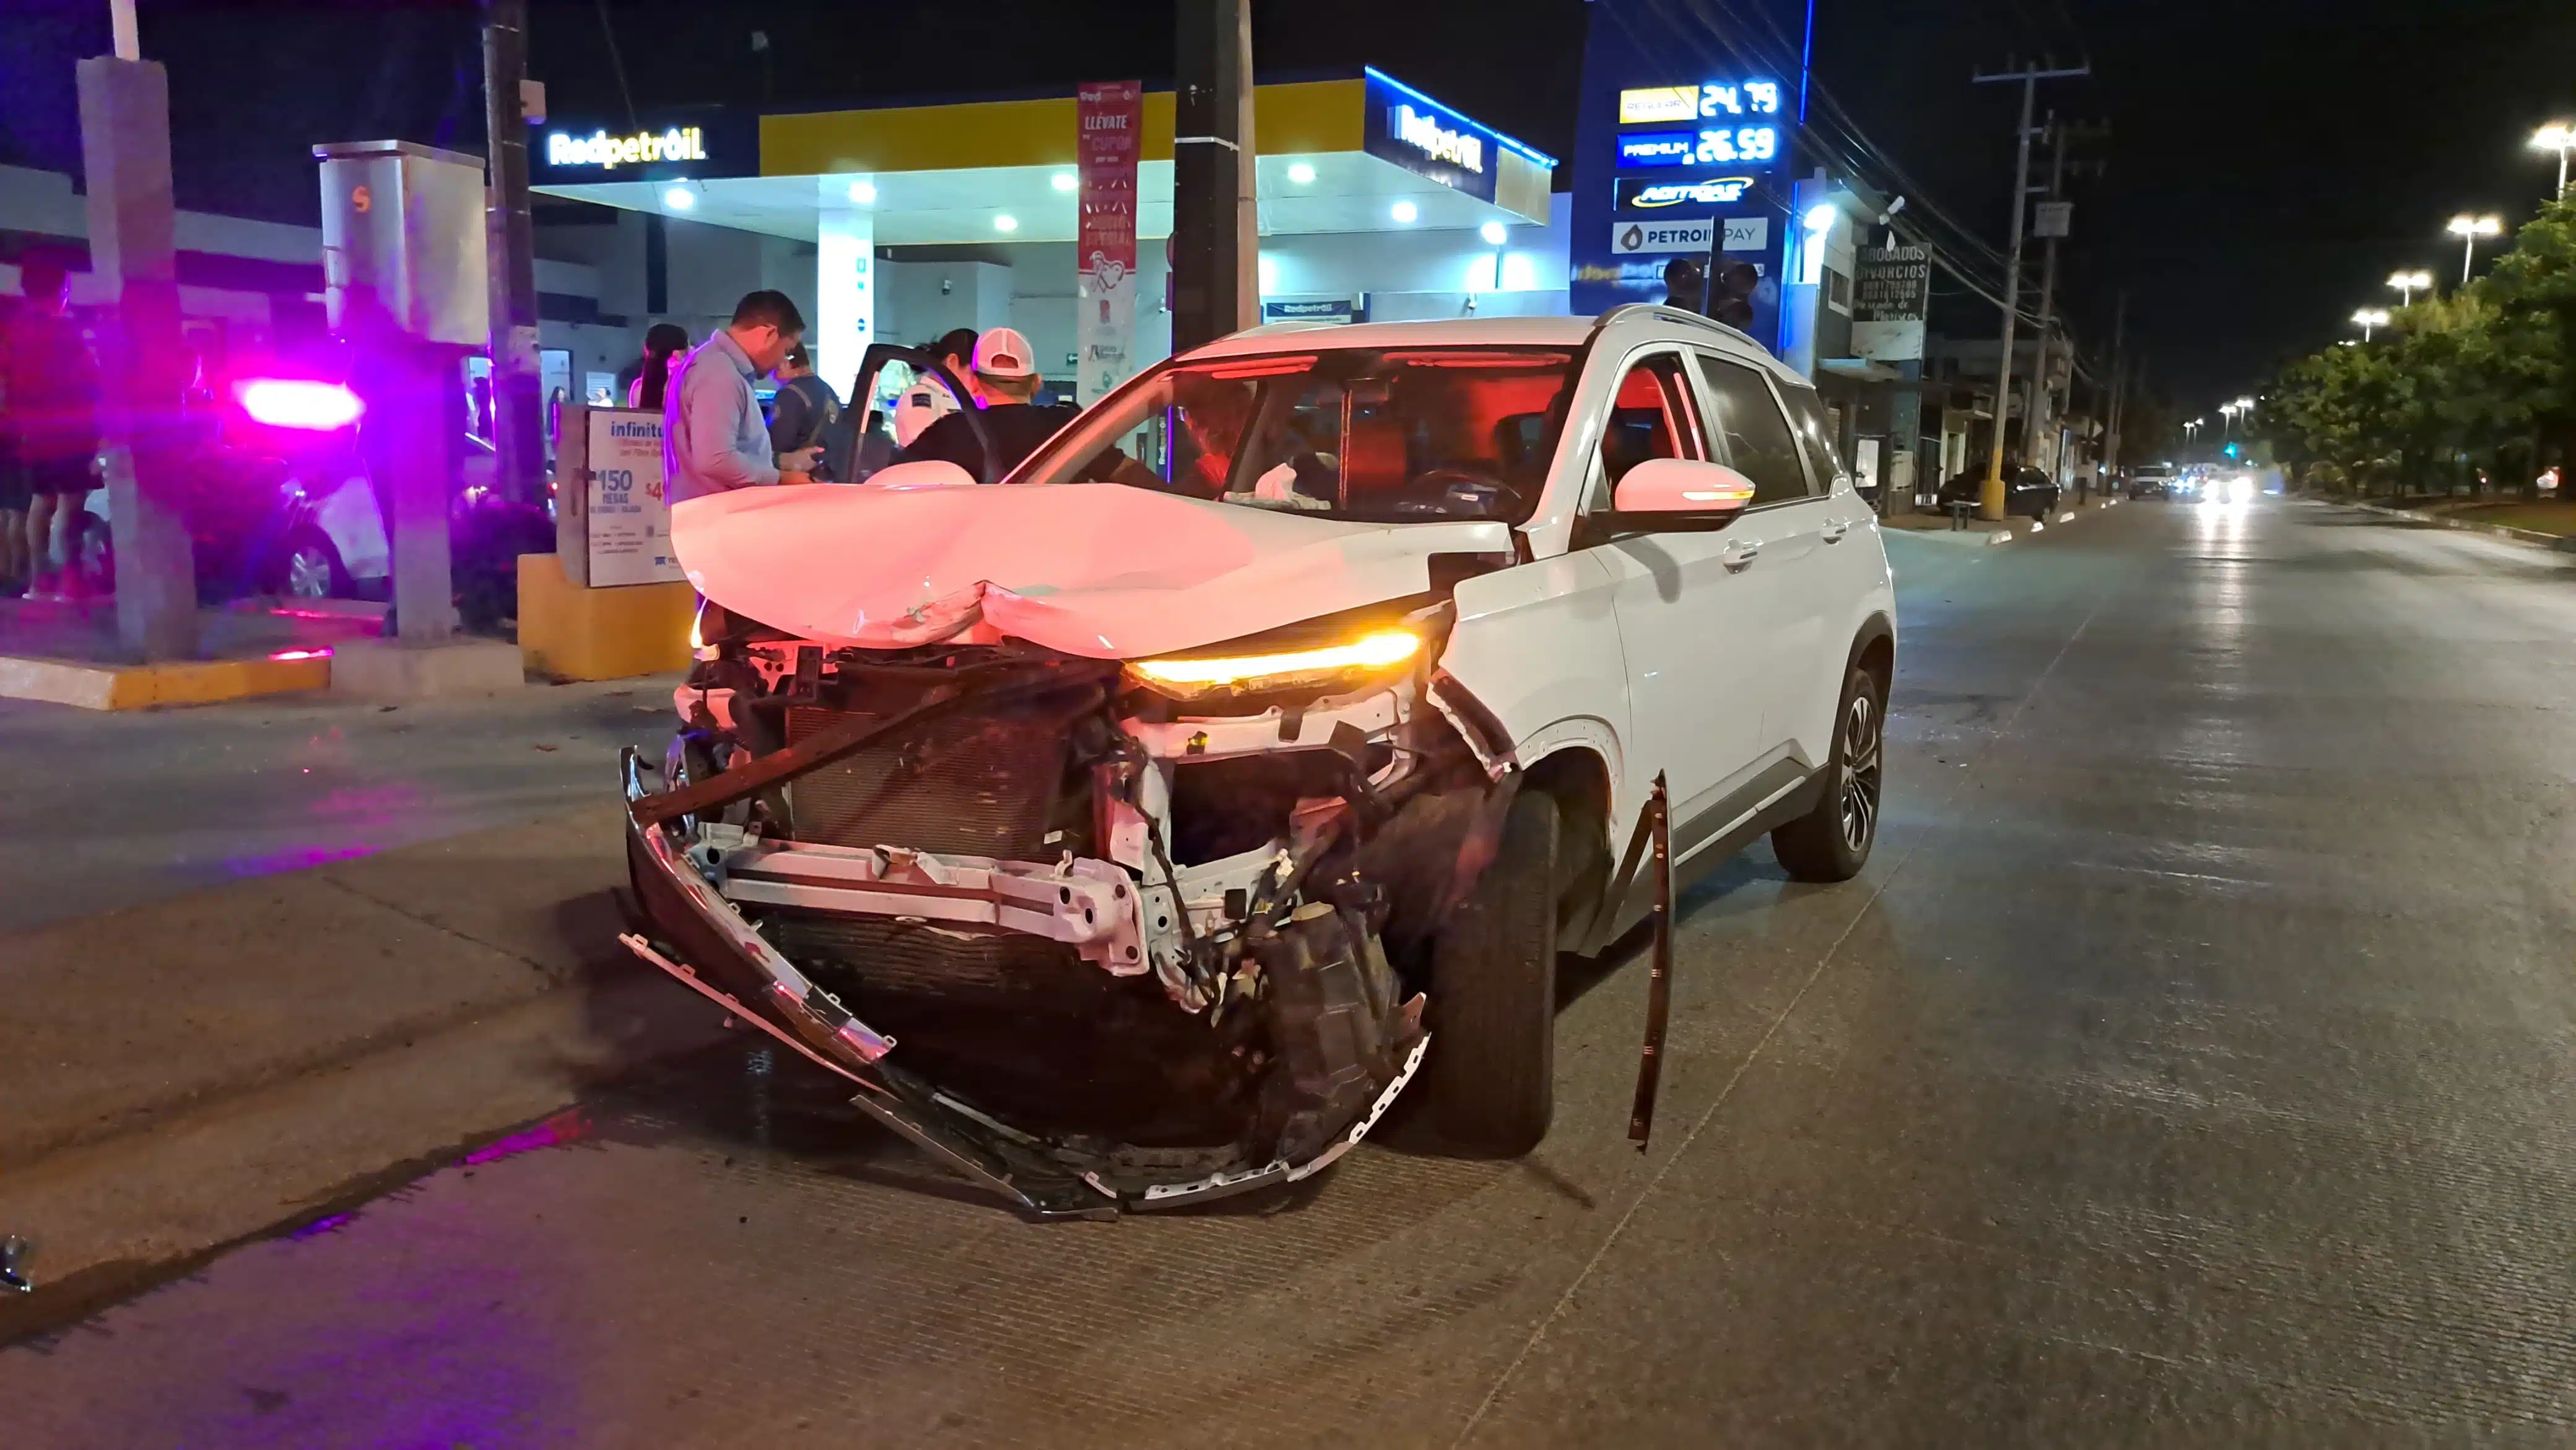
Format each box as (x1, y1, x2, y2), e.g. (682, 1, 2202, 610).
(671, 484, 1514, 659)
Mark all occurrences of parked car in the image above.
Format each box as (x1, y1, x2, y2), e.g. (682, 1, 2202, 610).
(78, 397, 546, 632)
(1935, 464, 2060, 519)
(619, 305, 1898, 1215)
(2126, 463, 2175, 500)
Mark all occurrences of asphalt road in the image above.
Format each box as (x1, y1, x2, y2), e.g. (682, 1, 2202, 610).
(0, 678, 675, 932)
(12, 499, 2576, 1448)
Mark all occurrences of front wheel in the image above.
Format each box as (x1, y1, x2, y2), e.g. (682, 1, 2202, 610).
(1427, 789, 1560, 1155)
(1772, 662, 1886, 882)
(278, 528, 348, 600)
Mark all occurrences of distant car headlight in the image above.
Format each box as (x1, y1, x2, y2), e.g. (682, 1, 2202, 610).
(1126, 629, 1422, 700)
(2230, 475, 2255, 505)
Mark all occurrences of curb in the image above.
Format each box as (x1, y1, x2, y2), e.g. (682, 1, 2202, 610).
(0, 651, 331, 710)
(2344, 501, 2570, 549)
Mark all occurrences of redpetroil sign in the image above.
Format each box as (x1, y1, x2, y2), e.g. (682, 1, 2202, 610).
(545, 127, 708, 170)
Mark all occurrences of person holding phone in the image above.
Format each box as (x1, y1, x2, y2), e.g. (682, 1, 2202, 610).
(664, 291, 820, 504)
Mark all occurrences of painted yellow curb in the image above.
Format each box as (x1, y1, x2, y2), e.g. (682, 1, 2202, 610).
(0, 653, 331, 710)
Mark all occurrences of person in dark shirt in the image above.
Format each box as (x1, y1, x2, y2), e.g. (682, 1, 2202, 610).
(902, 326, 1073, 482)
(765, 342, 841, 459)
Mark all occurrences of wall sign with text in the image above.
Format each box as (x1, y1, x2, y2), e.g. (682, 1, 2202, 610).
(528, 109, 752, 182)
(1616, 175, 1757, 211)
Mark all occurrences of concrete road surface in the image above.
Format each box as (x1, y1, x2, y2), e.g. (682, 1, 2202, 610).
(9, 500, 2576, 1447)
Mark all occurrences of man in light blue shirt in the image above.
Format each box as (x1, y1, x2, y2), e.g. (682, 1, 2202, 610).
(664, 290, 820, 505)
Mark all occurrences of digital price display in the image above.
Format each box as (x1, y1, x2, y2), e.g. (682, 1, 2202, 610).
(1616, 79, 1785, 174)
(1617, 128, 1782, 168)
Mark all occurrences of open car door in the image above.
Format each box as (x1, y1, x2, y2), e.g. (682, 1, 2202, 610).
(822, 343, 1003, 484)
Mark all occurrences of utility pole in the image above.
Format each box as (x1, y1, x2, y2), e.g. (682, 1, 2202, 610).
(482, 0, 542, 506)
(2104, 290, 2128, 484)
(2026, 118, 2108, 488)
(80, 0, 196, 659)
(1971, 58, 2087, 520)
(2025, 116, 2069, 483)
(1170, 0, 1255, 355)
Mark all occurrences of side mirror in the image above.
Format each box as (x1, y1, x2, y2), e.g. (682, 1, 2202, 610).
(1603, 458, 1757, 532)
(866, 459, 977, 490)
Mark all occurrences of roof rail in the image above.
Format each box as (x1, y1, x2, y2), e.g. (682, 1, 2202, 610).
(1595, 303, 1757, 346)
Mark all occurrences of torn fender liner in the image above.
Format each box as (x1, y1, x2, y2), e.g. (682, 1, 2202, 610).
(670, 482, 1513, 661)
(621, 749, 1427, 1217)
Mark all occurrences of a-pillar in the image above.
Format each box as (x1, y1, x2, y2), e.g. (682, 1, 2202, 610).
(814, 193, 875, 397)
(76, 55, 195, 661)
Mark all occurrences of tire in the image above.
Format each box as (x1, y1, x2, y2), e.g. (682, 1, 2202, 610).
(1772, 661, 1887, 883)
(279, 527, 349, 600)
(1427, 788, 1560, 1155)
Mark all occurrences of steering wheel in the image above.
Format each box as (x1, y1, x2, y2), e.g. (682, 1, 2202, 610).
(1412, 467, 1524, 516)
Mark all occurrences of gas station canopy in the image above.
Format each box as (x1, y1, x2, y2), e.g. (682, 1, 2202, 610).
(531, 70, 1554, 243)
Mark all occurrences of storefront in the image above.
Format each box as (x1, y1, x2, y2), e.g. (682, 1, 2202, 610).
(528, 70, 1562, 402)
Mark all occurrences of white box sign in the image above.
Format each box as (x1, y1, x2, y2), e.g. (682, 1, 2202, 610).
(1609, 215, 1769, 256)
(583, 409, 683, 588)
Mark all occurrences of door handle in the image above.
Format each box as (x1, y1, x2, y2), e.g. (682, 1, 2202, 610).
(1720, 540, 1760, 572)
(1821, 518, 1850, 544)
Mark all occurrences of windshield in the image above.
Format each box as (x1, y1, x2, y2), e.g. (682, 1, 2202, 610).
(1017, 346, 1580, 524)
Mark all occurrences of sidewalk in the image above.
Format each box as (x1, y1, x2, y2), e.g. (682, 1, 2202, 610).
(0, 596, 382, 709)
(1878, 492, 2123, 547)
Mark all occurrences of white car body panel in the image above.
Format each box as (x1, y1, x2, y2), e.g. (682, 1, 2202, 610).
(308, 471, 390, 582)
(670, 482, 1512, 660)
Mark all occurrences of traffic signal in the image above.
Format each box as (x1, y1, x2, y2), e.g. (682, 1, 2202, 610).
(2224, 442, 2240, 459)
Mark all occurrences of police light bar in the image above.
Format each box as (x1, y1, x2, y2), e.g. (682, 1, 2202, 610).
(236, 380, 364, 430)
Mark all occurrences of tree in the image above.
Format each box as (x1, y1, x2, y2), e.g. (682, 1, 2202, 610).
(2261, 194, 2576, 501)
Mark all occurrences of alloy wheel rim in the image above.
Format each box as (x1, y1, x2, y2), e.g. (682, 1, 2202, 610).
(1838, 692, 1881, 854)
(286, 548, 333, 599)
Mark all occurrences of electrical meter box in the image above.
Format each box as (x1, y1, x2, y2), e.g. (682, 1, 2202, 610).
(312, 139, 488, 347)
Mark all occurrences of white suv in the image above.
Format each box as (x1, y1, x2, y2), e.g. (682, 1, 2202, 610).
(622, 305, 1895, 1217)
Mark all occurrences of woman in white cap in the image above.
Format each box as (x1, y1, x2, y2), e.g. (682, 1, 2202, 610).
(900, 326, 1076, 482)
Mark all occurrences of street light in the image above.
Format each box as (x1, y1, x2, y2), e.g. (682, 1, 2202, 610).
(2532, 122, 2575, 199)
(2448, 214, 2505, 285)
(2352, 308, 2390, 341)
(2219, 402, 2240, 438)
(2387, 269, 2434, 306)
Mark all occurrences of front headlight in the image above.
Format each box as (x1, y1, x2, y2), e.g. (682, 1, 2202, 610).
(1126, 628, 1422, 700)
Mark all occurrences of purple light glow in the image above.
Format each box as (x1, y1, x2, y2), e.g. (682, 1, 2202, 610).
(237, 378, 365, 431)
(461, 1110, 593, 1167)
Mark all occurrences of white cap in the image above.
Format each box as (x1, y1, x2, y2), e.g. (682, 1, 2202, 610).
(971, 326, 1037, 381)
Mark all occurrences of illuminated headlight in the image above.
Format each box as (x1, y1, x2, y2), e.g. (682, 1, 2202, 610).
(689, 599, 717, 660)
(1126, 629, 1422, 699)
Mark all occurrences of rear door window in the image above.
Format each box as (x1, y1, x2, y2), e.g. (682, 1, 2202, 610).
(1775, 383, 1848, 497)
(1690, 352, 1811, 505)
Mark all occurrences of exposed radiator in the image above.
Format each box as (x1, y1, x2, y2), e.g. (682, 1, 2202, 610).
(783, 701, 1070, 860)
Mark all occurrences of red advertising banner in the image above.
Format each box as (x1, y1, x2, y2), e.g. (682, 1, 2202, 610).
(1076, 79, 1143, 406)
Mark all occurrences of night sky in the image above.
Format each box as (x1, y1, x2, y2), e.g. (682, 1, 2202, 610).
(4, 0, 2571, 412)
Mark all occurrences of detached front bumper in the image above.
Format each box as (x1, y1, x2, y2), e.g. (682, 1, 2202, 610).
(619, 748, 1425, 1218)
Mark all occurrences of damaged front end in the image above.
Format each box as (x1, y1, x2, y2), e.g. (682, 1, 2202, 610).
(622, 596, 1515, 1217)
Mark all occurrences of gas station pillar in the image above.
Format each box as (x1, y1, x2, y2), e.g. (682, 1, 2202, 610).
(815, 206, 876, 396)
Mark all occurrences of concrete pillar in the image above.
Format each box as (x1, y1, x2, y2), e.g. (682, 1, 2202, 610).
(76, 56, 196, 662)
(814, 204, 874, 396)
